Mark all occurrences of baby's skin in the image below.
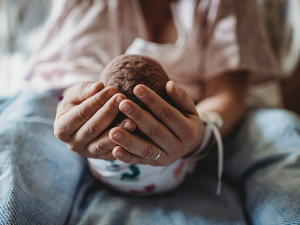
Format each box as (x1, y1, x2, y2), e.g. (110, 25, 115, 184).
(100, 54, 173, 141)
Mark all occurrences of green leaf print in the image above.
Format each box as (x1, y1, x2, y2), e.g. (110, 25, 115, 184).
(121, 164, 140, 182)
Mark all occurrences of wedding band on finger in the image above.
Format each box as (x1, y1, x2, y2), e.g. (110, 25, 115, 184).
(154, 147, 162, 161)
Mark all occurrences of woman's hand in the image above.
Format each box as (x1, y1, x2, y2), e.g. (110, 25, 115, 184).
(109, 81, 205, 166)
(54, 81, 136, 160)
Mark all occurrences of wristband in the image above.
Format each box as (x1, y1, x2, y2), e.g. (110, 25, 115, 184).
(200, 112, 223, 195)
(188, 124, 213, 158)
(187, 112, 224, 195)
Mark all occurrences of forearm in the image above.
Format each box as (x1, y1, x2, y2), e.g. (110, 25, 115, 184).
(196, 72, 248, 139)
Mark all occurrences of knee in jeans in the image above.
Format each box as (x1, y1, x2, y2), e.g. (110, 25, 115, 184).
(246, 109, 300, 137)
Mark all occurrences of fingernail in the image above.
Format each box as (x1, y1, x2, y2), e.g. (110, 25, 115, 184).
(121, 103, 132, 113)
(90, 82, 98, 89)
(113, 132, 123, 141)
(107, 89, 116, 98)
(124, 122, 134, 131)
(116, 96, 124, 105)
(116, 151, 124, 158)
(134, 85, 145, 97)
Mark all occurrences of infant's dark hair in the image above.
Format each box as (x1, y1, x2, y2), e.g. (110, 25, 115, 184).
(100, 55, 172, 139)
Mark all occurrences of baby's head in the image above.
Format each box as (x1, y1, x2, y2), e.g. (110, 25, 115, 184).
(100, 54, 171, 139)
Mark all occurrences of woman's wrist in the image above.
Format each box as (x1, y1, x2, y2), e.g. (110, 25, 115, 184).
(192, 111, 224, 195)
(184, 111, 223, 159)
(183, 123, 211, 159)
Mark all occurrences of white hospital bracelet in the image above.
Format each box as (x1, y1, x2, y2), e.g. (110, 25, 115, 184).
(200, 112, 224, 195)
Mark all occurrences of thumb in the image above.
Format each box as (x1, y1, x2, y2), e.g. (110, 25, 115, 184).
(65, 81, 105, 104)
(166, 81, 197, 114)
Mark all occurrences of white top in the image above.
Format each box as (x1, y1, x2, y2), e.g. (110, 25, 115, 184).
(26, 0, 280, 106)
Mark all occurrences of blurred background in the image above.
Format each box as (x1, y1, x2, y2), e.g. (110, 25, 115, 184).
(0, 0, 52, 95)
(0, 0, 299, 114)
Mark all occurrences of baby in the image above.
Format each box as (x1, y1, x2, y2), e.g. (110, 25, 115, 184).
(88, 55, 196, 195)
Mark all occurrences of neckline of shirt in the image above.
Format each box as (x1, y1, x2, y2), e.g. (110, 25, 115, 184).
(133, 0, 186, 50)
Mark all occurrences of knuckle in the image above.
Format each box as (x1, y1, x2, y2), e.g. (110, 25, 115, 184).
(102, 152, 115, 161)
(77, 106, 90, 122)
(54, 128, 64, 140)
(132, 110, 143, 121)
(54, 127, 68, 142)
(137, 157, 146, 165)
(102, 104, 118, 117)
(149, 126, 165, 140)
(94, 141, 110, 154)
(125, 153, 133, 162)
(78, 81, 89, 94)
(123, 138, 133, 149)
(85, 123, 100, 137)
(66, 143, 77, 152)
(141, 146, 154, 159)
(160, 107, 174, 122)
(91, 94, 105, 108)
(147, 95, 156, 106)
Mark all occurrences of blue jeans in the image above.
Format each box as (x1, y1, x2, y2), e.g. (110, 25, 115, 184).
(0, 91, 300, 225)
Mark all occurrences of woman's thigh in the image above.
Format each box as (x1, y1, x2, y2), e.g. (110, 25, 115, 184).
(7, 93, 299, 224)
(0, 91, 86, 225)
(222, 108, 300, 224)
(0, 91, 249, 225)
(66, 166, 248, 225)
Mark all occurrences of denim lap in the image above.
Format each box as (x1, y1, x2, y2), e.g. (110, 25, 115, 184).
(0, 91, 299, 225)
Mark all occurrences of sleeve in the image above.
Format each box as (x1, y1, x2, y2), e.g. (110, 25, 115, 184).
(25, 0, 132, 92)
(197, 0, 280, 84)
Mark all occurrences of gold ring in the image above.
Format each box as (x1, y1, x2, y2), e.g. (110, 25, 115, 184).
(154, 148, 162, 161)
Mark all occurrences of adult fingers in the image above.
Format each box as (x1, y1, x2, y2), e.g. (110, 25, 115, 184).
(63, 81, 104, 105)
(71, 93, 126, 147)
(83, 119, 137, 159)
(57, 81, 104, 116)
(118, 99, 181, 153)
(165, 81, 198, 114)
(109, 128, 172, 166)
(112, 146, 162, 166)
(132, 84, 197, 142)
(54, 86, 119, 142)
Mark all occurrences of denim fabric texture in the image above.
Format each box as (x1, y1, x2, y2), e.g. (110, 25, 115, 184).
(0, 91, 299, 225)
